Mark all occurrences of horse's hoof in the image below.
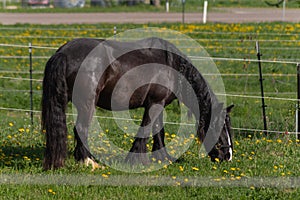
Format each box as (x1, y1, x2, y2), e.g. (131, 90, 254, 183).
(84, 157, 105, 171)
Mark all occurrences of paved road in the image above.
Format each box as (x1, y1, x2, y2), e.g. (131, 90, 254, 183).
(0, 8, 299, 24)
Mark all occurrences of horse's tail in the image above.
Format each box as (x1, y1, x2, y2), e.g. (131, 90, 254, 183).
(42, 52, 68, 170)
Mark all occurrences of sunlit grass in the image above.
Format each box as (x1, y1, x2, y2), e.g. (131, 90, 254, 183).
(1, 22, 300, 198)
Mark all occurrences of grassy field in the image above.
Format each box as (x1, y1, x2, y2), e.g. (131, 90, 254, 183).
(0, 22, 300, 199)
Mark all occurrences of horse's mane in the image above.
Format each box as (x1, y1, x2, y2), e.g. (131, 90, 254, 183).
(176, 56, 219, 133)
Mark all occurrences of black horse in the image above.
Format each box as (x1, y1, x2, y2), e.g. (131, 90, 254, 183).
(42, 37, 234, 170)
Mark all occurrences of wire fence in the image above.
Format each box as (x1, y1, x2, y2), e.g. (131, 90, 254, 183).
(0, 32, 299, 136)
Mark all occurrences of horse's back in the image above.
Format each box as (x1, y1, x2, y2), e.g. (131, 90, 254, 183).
(52, 37, 182, 109)
(57, 38, 104, 59)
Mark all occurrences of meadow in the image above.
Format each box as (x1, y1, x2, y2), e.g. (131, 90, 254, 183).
(0, 22, 300, 199)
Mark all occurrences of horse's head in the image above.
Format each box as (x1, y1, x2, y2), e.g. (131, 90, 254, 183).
(208, 104, 234, 162)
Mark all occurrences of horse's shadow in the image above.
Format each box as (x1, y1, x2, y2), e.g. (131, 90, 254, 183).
(0, 145, 44, 170)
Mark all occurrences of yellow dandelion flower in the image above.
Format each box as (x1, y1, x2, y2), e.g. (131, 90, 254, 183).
(18, 128, 25, 133)
(279, 165, 284, 168)
(102, 174, 109, 178)
(277, 139, 282, 143)
(179, 166, 184, 171)
(212, 166, 217, 170)
(192, 167, 199, 171)
(9, 122, 13, 127)
(214, 158, 220, 163)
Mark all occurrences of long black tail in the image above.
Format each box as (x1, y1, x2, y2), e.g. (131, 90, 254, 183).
(42, 52, 68, 170)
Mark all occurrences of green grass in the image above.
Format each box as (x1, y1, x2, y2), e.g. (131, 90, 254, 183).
(0, 22, 300, 199)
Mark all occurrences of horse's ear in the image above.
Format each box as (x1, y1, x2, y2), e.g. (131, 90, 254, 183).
(226, 104, 234, 113)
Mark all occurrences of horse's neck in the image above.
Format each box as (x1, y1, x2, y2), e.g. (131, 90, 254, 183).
(182, 66, 214, 132)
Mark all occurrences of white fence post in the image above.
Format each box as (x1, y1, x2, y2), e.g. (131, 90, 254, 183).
(203, 1, 208, 24)
(166, 0, 169, 12)
(282, 0, 286, 21)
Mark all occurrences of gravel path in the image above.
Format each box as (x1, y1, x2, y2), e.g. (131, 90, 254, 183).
(0, 8, 299, 24)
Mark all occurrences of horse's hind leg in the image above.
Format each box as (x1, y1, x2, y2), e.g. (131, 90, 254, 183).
(74, 107, 102, 170)
(151, 111, 174, 162)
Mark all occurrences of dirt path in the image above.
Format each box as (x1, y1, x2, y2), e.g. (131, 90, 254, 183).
(0, 8, 299, 24)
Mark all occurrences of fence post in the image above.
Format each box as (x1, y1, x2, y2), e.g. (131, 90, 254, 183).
(203, 0, 208, 24)
(29, 42, 33, 125)
(256, 41, 268, 134)
(166, 0, 169, 12)
(297, 63, 300, 141)
(182, 0, 185, 24)
(282, 0, 286, 21)
(114, 26, 117, 40)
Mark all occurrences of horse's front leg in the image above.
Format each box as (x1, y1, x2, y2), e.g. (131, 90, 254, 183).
(125, 106, 153, 165)
(151, 111, 174, 163)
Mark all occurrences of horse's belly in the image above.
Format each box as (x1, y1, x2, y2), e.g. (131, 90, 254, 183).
(97, 90, 144, 111)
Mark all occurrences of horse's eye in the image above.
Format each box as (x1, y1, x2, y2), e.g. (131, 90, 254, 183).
(216, 143, 221, 150)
